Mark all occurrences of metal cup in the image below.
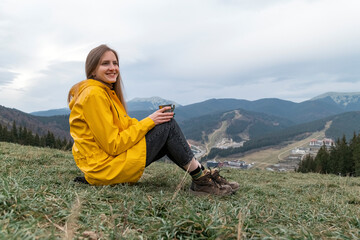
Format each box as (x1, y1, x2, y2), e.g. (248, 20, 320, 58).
(159, 104, 175, 112)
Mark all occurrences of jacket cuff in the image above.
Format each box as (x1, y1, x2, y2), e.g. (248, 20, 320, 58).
(140, 117, 156, 130)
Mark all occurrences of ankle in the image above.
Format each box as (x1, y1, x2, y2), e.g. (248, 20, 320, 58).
(190, 166, 205, 180)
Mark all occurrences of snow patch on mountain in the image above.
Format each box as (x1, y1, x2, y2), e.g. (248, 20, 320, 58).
(311, 92, 360, 107)
(128, 96, 181, 111)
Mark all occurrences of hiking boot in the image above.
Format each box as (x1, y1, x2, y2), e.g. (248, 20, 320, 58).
(73, 176, 89, 184)
(189, 170, 233, 196)
(210, 168, 239, 192)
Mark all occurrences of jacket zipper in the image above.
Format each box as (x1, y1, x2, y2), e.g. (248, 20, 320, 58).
(105, 91, 120, 120)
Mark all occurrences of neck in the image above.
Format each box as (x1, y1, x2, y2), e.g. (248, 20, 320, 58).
(94, 79, 114, 89)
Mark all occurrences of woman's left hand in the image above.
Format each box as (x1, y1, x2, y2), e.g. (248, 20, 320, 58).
(148, 107, 174, 125)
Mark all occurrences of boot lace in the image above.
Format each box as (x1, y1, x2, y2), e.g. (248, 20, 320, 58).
(204, 170, 222, 188)
(210, 168, 229, 185)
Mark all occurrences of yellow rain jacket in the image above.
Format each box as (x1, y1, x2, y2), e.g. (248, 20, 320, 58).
(68, 79, 155, 185)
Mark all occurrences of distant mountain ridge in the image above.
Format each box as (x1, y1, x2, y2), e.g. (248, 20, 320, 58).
(30, 96, 181, 116)
(166, 97, 344, 124)
(29, 92, 360, 120)
(310, 92, 360, 111)
(31, 108, 70, 116)
(127, 96, 181, 111)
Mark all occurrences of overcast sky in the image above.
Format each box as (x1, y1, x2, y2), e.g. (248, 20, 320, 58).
(1, 0, 360, 113)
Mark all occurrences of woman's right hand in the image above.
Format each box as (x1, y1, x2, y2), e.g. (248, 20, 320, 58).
(148, 107, 174, 125)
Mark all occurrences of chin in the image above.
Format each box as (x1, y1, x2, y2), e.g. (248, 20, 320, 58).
(106, 79, 117, 83)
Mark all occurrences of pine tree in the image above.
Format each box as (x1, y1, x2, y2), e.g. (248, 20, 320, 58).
(297, 154, 314, 173)
(45, 131, 56, 148)
(66, 140, 73, 150)
(55, 138, 62, 149)
(34, 134, 40, 146)
(328, 144, 338, 174)
(0, 124, 3, 141)
(18, 126, 23, 144)
(348, 132, 358, 176)
(353, 134, 360, 177)
(339, 135, 352, 176)
(22, 127, 27, 145)
(20, 126, 29, 145)
(314, 145, 329, 173)
(331, 138, 344, 175)
(1, 124, 9, 142)
(0, 123, 7, 142)
(10, 121, 18, 143)
(25, 128, 34, 146)
(40, 135, 46, 147)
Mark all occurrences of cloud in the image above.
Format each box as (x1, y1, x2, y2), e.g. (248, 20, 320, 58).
(0, 0, 360, 112)
(0, 71, 18, 85)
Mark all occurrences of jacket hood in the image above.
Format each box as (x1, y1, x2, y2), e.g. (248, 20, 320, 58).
(68, 79, 109, 110)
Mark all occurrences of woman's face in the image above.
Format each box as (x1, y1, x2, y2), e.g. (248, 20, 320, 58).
(93, 51, 119, 84)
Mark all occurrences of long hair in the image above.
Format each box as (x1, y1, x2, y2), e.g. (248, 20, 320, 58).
(68, 44, 127, 111)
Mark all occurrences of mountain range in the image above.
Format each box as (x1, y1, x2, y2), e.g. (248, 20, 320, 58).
(30, 96, 181, 116)
(2, 92, 360, 154)
(311, 92, 360, 110)
(127, 92, 354, 124)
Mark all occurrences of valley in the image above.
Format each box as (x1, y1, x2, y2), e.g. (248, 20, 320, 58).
(202, 110, 248, 154)
(242, 121, 332, 170)
(195, 121, 333, 171)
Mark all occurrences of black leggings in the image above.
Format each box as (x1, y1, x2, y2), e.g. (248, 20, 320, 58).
(145, 119, 194, 168)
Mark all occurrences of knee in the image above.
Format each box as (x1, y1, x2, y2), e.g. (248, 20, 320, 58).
(162, 118, 176, 128)
(160, 119, 179, 133)
(169, 118, 178, 127)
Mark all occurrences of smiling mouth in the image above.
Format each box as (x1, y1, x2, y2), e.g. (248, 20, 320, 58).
(106, 73, 117, 77)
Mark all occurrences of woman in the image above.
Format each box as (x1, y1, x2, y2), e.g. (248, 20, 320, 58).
(68, 44, 239, 196)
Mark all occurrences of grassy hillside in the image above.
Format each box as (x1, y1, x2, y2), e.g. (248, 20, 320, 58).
(0, 105, 70, 140)
(1, 142, 360, 239)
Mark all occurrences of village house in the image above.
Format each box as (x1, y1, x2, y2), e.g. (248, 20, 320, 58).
(206, 160, 253, 169)
(309, 138, 335, 147)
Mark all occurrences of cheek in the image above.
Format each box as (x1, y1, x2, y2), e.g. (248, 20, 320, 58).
(96, 66, 105, 74)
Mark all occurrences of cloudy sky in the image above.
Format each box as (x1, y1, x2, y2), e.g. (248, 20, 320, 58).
(1, 0, 360, 113)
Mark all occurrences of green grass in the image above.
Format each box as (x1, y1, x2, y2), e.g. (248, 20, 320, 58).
(1, 142, 360, 239)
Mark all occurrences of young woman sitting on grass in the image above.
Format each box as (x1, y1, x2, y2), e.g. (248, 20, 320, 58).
(67, 44, 239, 196)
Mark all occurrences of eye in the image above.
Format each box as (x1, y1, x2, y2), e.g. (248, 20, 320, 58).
(101, 61, 109, 65)
(113, 61, 118, 66)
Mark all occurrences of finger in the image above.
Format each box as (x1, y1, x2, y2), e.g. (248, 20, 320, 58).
(161, 114, 174, 118)
(158, 108, 165, 112)
(161, 111, 174, 116)
(156, 112, 173, 118)
(158, 106, 171, 113)
(157, 117, 172, 122)
(158, 116, 173, 122)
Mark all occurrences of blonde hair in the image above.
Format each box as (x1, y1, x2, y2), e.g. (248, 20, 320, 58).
(68, 44, 127, 111)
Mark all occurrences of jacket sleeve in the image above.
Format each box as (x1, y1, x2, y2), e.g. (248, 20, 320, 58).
(128, 117, 139, 126)
(82, 89, 155, 156)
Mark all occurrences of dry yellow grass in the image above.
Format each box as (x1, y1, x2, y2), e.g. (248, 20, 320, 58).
(1, 141, 360, 239)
